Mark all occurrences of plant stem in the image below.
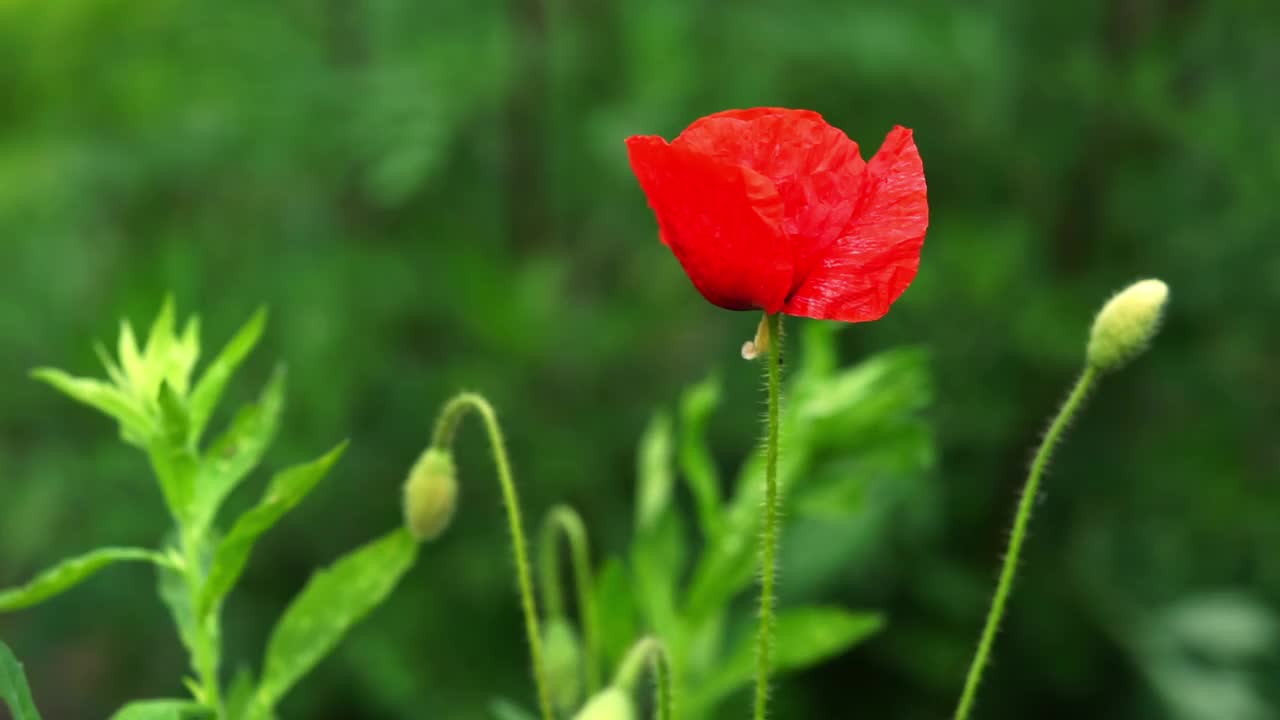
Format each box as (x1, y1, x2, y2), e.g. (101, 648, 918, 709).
(953, 367, 1098, 720)
(538, 504, 601, 692)
(181, 529, 222, 713)
(432, 393, 554, 720)
(615, 636, 674, 720)
(754, 313, 783, 720)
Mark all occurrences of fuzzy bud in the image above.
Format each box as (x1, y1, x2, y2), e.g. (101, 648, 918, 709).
(543, 618, 584, 713)
(1086, 279, 1169, 372)
(572, 688, 635, 720)
(402, 448, 458, 541)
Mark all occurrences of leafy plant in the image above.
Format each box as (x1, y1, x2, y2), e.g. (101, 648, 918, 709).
(495, 321, 934, 720)
(0, 300, 419, 720)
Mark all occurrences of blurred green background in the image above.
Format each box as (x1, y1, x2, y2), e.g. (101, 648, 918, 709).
(2, 0, 1278, 718)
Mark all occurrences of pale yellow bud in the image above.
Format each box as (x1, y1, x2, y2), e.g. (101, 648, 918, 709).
(402, 448, 458, 541)
(1087, 279, 1169, 372)
(572, 688, 635, 720)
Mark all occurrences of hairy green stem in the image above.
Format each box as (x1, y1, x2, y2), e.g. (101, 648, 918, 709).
(538, 504, 601, 692)
(953, 367, 1098, 720)
(754, 313, 783, 720)
(615, 636, 674, 720)
(180, 530, 222, 713)
(432, 393, 554, 720)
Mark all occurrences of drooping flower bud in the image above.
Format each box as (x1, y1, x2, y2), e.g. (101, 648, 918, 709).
(543, 618, 584, 713)
(572, 687, 635, 720)
(1086, 279, 1170, 372)
(402, 447, 458, 541)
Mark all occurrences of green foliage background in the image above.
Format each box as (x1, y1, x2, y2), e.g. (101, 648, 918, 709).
(1, 0, 1277, 718)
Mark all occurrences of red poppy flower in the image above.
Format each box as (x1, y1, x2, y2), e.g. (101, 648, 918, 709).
(626, 107, 927, 323)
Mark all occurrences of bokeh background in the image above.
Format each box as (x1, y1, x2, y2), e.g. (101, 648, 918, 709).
(2, 0, 1278, 718)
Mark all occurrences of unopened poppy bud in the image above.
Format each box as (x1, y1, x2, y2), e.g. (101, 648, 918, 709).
(1086, 279, 1169, 372)
(572, 687, 635, 720)
(402, 447, 458, 541)
(543, 618, 584, 713)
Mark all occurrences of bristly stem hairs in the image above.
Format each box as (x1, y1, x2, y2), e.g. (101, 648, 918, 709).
(431, 393, 555, 720)
(754, 312, 784, 720)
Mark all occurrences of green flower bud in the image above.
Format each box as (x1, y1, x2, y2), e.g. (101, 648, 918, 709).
(402, 448, 458, 541)
(543, 618, 584, 713)
(1087, 279, 1169, 372)
(572, 687, 635, 720)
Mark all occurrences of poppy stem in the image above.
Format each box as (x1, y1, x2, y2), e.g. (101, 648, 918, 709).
(753, 312, 783, 720)
(538, 504, 602, 692)
(432, 393, 555, 720)
(615, 636, 675, 720)
(953, 367, 1098, 720)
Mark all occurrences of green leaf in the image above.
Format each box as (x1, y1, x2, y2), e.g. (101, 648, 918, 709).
(690, 607, 884, 712)
(157, 382, 192, 448)
(147, 440, 199, 522)
(108, 699, 209, 720)
(199, 442, 348, 619)
(31, 369, 153, 442)
(189, 307, 267, 443)
(256, 528, 418, 707)
(0, 547, 165, 612)
(635, 411, 673, 532)
(157, 560, 198, 659)
(677, 374, 725, 541)
(118, 320, 145, 397)
(630, 509, 685, 645)
(489, 698, 539, 720)
(189, 367, 287, 535)
(593, 556, 638, 672)
(223, 667, 257, 720)
(142, 297, 178, 397)
(0, 640, 41, 720)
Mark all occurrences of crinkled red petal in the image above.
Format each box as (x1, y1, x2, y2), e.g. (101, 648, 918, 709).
(783, 126, 927, 322)
(674, 109, 868, 283)
(626, 135, 793, 313)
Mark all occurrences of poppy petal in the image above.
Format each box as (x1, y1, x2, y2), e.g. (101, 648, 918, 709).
(626, 135, 793, 313)
(674, 108, 865, 190)
(674, 109, 867, 277)
(783, 126, 927, 322)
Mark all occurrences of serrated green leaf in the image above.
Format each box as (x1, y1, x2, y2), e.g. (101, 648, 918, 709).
(199, 442, 348, 619)
(677, 374, 724, 541)
(189, 308, 267, 443)
(689, 607, 884, 712)
(189, 367, 287, 535)
(0, 640, 41, 720)
(108, 699, 208, 720)
(636, 411, 673, 532)
(489, 698, 539, 720)
(31, 368, 153, 441)
(0, 547, 165, 612)
(256, 528, 418, 707)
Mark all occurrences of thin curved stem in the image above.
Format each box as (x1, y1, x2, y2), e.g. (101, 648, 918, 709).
(754, 313, 783, 720)
(538, 504, 602, 692)
(615, 636, 674, 720)
(432, 392, 554, 720)
(953, 367, 1098, 720)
